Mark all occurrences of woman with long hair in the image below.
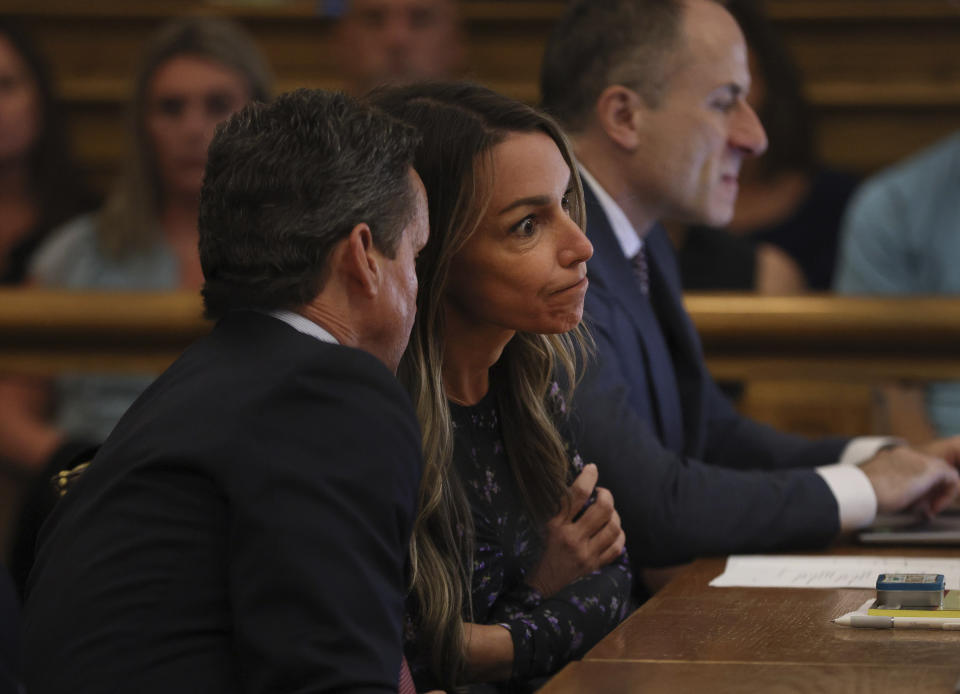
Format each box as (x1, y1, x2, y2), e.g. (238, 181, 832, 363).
(0, 20, 94, 284)
(0, 16, 273, 473)
(371, 82, 632, 691)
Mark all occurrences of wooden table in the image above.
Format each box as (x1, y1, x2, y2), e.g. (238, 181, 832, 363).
(542, 549, 960, 693)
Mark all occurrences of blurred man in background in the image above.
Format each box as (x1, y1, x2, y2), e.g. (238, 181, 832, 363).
(336, 0, 463, 94)
(836, 130, 960, 442)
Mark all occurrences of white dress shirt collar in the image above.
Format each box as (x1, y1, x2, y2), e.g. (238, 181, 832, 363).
(579, 165, 642, 260)
(268, 309, 339, 345)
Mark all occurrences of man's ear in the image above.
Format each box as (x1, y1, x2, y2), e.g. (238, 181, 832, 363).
(594, 85, 644, 151)
(342, 222, 379, 299)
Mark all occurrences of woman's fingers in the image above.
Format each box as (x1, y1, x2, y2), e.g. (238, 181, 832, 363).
(574, 486, 615, 536)
(565, 463, 598, 520)
(600, 531, 627, 566)
(591, 510, 626, 567)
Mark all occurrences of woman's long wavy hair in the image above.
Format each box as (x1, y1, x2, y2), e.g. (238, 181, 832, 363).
(0, 21, 93, 242)
(369, 82, 589, 688)
(97, 16, 273, 258)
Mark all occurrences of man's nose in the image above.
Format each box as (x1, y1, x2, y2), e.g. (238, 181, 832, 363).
(383, 13, 415, 47)
(730, 101, 768, 158)
(181, 103, 210, 140)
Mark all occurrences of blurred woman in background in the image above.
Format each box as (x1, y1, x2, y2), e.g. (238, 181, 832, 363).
(2, 17, 273, 598)
(0, 20, 94, 285)
(0, 25, 97, 601)
(0, 16, 273, 475)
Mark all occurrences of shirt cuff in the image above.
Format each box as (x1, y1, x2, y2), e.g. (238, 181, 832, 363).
(815, 463, 877, 531)
(838, 436, 902, 466)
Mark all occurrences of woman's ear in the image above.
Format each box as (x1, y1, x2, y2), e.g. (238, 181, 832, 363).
(593, 85, 644, 152)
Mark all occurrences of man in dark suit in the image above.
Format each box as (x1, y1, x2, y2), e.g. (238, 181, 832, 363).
(540, 0, 960, 574)
(0, 565, 19, 694)
(22, 89, 428, 693)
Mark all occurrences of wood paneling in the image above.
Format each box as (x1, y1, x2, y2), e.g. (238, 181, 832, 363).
(737, 381, 874, 438)
(3, 0, 960, 188)
(685, 293, 960, 437)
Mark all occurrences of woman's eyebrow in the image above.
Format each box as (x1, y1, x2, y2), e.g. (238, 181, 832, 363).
(498, 171, 574, 215)
(498, 195, 551, 216)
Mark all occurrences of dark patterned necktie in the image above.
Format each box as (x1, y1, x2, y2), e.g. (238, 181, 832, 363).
(628, 240, 686, 453)
(631, 245, 650, 296)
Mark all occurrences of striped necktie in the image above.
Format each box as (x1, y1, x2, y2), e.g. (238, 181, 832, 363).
(398, 656, 417, 694)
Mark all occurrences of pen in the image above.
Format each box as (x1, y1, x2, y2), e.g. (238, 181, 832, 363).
(833, 615, 960, 630)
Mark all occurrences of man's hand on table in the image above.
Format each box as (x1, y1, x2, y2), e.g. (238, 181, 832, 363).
(861, 445, 960, 517)
(912, 436, 960, 510)
(915, 435, 960, 470)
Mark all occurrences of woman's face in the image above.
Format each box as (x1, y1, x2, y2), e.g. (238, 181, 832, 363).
(445, 131, 593, 336)
(145, 55, 250, 202)
(0, 35, 40, 166)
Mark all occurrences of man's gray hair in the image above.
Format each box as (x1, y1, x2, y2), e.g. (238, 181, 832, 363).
(199, 89, 421, 319)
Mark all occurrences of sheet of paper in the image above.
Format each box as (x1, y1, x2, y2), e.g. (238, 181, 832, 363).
(709, 555, 960, 589)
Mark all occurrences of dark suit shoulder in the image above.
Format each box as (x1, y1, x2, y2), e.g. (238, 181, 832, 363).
(23, 312, 421, 693)
(122, 311, 419, 460)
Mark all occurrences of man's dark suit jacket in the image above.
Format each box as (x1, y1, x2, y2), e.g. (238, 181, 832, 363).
(0, 565, 19, 694)
(572, 184, 850, 568)
(22, 311, 422, 694)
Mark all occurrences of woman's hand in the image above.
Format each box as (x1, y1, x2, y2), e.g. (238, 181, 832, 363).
(526, 463, 626, 598)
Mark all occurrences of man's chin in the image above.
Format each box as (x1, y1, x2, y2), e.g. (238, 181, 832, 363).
(666, 201, 734, 229)
(698, 205, 735, 229)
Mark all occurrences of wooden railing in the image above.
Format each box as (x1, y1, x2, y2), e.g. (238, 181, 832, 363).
(0, 290, 208, 374)
(688, 294, 960, 381)
(2, 289, 959, 381)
